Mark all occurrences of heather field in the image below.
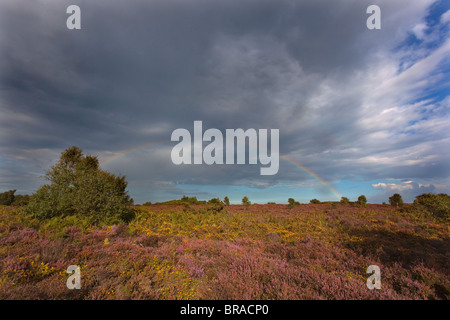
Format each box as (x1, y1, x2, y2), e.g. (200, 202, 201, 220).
(0, 203, 448, 300)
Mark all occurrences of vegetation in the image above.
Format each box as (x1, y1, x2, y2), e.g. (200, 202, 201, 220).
(24, 146, 134, 224)
(0, 190, 30, 206)
(389, 193, 404, 208)
(152, 196, 207, 206)
(2, 151, 449, 300)
(0, 190, 16, 206)
(413, 193, 450, 218)
(287, 198, 300, 209)
(207, 198, 222, 205)
(357, 195, 367, 207)
(242, 196, 251, 206)
(0, 201, 448, 299)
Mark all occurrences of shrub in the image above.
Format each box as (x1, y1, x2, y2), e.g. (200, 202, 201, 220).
(154, 196, 207, 205)
(287, 198, 300, 209)
(340, 197, 350, 204)
(0, 190, 16, 205)
(309, 199, 320, 204)
(242, 196, 251, 206)
(24, 146, 134, 224)
(357, 195, 367, 207)
(223, 197, 230, 206)
(11, 194, 30, 206)
(389, 193, 403, 207)
(208, 198, 223, 205)
(414, 193, 450, 218)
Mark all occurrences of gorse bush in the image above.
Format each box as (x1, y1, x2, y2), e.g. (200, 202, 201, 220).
(25, 146, 134, 224)
(414, 193, 450, 218)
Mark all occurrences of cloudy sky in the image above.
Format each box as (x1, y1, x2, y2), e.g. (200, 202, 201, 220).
(1, 0, 449, 204)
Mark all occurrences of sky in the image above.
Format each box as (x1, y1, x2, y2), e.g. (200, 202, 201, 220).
(0, 0, 449, 204)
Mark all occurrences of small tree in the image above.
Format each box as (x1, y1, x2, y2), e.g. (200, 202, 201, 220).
(223, 196, 230, 206)
(25, 146, 134, 224)
(389, 193, 403, 208)
(310, 199, 320, 204)
(340, 197, 350, 204)
(242, 196, 251, 206)
(288, 198, 300, 208)
(357, 195, 367, 207)
(0, 189, 16, 205)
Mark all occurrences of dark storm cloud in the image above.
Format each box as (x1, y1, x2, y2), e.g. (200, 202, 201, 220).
(1, 0, 449, 201)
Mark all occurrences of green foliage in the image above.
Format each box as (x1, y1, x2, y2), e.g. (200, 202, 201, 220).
(11, 194, 30, 206)
(208, 198, 223, 205)
(25, 146, 134, 224)
(153, 196, 207, 205)
(310, 199, 320, 204)
(0, 190, 29, 206)
(142, 202, 152, 206)
(242, 196, 251, 206)
(223, 196, 230, 206)
(0, 190, 16, 205)
(288, 198, 300, 209)
(357, 195, 367, 207)
(340, 197, 350, 204)
(414, 193, 450, 218)
(389, 193, 404, 207)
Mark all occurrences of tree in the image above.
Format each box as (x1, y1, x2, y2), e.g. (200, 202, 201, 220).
(340, 197, 350, 204)
(357, 195, 367, 207)
(288, 198, 300, 208)
(223, 196, 230, 206)
(242, 196, 251, 206)
(0, 189, 16, 205)
(25, 146, 134, 223)
(310, 199, 320, 204)
(389, 193, 403, 208)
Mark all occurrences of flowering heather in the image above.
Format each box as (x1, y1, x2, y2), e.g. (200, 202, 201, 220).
(0, 204, 448, 300)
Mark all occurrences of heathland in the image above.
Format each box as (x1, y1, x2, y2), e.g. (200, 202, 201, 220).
(0, 202, 448, 299)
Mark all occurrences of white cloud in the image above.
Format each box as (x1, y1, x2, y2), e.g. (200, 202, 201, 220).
(441, 10, 450, 24)
(412, 23, 428, 39)
(372, 181, 415, 191)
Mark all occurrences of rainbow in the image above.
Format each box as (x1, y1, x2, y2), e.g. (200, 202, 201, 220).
(280, 154, 341, 200)
(100, 140, 342, 200)
(100, 140, 169, 166)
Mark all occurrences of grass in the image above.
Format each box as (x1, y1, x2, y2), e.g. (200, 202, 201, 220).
(0, 203, 448, 299)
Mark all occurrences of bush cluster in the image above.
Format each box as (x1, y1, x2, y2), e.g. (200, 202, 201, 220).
(0, 190, 30, 206)
(414, 193, 450, 218)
